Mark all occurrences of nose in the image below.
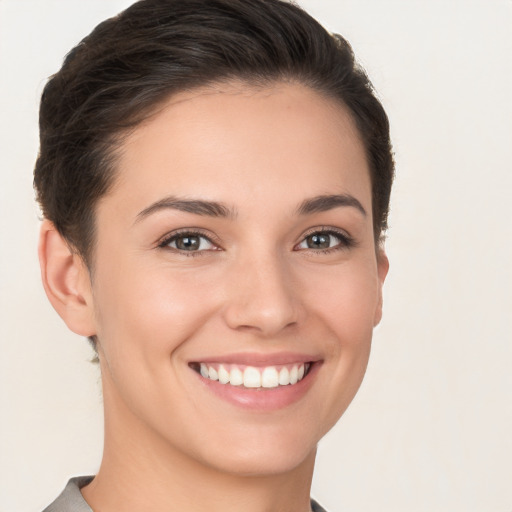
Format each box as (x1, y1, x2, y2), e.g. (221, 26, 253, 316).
(222, 252, 301, 337)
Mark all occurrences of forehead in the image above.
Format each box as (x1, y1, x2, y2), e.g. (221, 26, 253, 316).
(104, 82, 371, 217)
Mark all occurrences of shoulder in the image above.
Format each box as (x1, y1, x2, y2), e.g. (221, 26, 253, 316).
(42, 476, 94, 512)
(42, 479, 329, 512)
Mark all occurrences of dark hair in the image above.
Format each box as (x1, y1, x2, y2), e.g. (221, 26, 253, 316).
(34, 0, 394, 266)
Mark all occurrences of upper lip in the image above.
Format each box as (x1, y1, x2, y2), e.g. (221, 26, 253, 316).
(188, 352, 321, 366)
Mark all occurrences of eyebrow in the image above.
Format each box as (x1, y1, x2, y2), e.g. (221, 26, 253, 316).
(135, 196, 237, 222)
(135, 192, 366, 223)
(296, 194, 367, 217)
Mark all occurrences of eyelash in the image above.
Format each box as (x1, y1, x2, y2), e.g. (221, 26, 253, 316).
(157, 229, 220, 257)
(157, 227, 355, 257)
(296, 227, 356, 254)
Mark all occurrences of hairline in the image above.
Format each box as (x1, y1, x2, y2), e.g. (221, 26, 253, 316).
(78, 77, 379, 273)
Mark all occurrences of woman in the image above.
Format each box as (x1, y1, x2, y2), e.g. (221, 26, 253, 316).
(35, 0, 393, 510)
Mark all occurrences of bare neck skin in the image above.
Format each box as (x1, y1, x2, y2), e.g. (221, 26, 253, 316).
(81, 365, 315, 512)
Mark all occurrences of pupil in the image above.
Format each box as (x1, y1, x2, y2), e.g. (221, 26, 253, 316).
(177, 235, 199, 250)
(308, 234, 329, 249)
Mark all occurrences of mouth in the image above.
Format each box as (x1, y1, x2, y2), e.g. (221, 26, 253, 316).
(189, 361, 314, 389)
(187, 353, 321, 410)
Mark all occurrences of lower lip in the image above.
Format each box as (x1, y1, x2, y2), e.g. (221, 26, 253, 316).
(194, 363, 320, 411)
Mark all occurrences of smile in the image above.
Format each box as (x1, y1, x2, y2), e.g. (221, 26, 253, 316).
(191, 362, 312, 389)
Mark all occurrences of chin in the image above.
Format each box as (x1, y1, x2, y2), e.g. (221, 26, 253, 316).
(206, 447, 316, 478)
(190, 421, 320, 477)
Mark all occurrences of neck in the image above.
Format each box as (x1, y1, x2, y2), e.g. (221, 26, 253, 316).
(82, 373, 316, 512)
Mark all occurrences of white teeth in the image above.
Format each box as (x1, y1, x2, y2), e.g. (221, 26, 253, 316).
(243, 366, 261, 388)
(218, 364, 230, 384)
(278, 367, 290, 385)
(197, 362, 311, 388)
(289, 365, 298, 385)
(230, 366, 244, 386)
(208, 366, 219, 381)
(261, 367, 279, 388)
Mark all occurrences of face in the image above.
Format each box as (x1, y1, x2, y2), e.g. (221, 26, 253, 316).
(87, 82, 387, 476)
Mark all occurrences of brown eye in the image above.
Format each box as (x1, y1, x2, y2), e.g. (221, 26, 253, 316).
(305, 233, 331, 249)
(175, 235, 201, 251)
(162, 233, 216, 252)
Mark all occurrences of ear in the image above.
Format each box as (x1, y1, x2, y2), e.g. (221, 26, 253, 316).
(373, 248, 389, 327)
(38, 220, 96, 337)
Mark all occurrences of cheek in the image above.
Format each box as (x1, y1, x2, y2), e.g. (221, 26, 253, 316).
(91, 259, 226, 428)
(302, 258, 380, 340)
(299, 260, 379, 420)
(91, 256, 225, 363)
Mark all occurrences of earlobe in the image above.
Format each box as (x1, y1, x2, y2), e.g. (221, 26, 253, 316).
(373, 249, 389, 327)
(38, 220, 96, 337)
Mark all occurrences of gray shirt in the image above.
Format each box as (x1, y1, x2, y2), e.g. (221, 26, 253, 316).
(42, 476, 329, 512)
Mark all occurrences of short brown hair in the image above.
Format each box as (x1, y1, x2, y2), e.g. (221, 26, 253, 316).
(34, 0, 394, 266)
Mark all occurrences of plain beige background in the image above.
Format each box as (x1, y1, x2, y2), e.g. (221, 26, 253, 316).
(1, 1, 511, 511)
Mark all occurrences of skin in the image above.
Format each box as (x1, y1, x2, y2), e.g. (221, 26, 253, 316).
(39, 82, 388, 512)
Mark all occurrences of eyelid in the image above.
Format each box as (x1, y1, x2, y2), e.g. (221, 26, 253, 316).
(295, 226, 356, 251)
(300, 225, 351, 239)
(156, 226, 355, 254)
(156, 228, 221, 251)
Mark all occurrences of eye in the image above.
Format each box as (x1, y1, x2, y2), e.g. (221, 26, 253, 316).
(296, 229, 354, 252)
(159, 231, 217, 252)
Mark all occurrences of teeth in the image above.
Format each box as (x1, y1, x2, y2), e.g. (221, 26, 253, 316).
(218, 364, 230, 384)
(261, 367, 279, 388)
(230, 366, 244, 386)
(289, 365, 298, 385)
(196, 362, 310, 389)
(243, 367, 261, 388)
(278, 367, 290, 385)
(208, 366, 219, 381)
